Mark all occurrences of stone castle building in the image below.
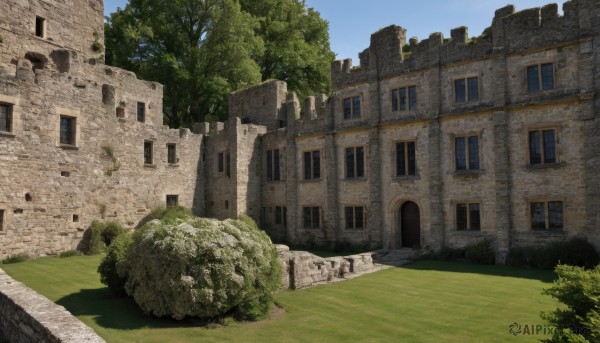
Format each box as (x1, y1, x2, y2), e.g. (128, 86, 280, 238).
(1, 0, 600, 262)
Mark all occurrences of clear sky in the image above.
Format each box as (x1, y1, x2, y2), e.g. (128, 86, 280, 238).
(103, 0, 568, 62)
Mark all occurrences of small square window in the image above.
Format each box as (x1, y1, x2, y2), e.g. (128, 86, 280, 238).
(345, 206, 365, 230)
(167, 144, 177, 164)
(166, 195, 179, 207)
(454, 77, 479, 103)
(527, 63, 554, 92)
(456, 203, 481, 231)
(343, 96, 361, 119)
(60, 116, 76, 146)
(137, 102, 145, 122)
(0, 103, 12, 133)
(144, 141, 153, 165)
(303, 207, 320, 229)
(529, 129, 557, 165)
(35, 16, 46, 38)
(72, 214, 79, 222)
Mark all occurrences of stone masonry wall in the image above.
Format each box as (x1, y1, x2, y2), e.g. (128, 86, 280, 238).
(0, 268, 105, 343)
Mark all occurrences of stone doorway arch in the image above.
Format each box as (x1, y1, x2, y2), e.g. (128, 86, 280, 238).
(396, 201, 420, 249)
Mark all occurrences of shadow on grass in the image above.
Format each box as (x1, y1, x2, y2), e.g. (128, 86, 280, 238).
(400, 260, 557, 283)
(56, 288, 205, 330)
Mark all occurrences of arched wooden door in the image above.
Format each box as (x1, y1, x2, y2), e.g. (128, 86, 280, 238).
(400, 201, 420, 248)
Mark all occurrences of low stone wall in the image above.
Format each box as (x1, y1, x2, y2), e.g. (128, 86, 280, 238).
(276, 245, 377, 290)
(0, 268, 105, 343)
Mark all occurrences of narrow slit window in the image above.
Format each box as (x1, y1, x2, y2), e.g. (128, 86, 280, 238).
(144, 141, 153, 165)
(167, 144, 177, 164)
(35, 16, 45, 38)
(60, 116, 75, 146)
(137, 102, 145, 122)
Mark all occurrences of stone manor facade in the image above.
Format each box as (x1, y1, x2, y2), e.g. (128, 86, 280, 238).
(1, 0, 600, 262)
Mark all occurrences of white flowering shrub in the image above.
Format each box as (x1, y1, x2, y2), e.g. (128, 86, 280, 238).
(124, 215, 281, 320)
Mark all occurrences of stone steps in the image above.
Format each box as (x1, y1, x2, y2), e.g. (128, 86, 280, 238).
(372, 249, 416, 266)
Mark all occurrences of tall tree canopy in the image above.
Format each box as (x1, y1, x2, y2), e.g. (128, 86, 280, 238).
(105, 0, 334, 127)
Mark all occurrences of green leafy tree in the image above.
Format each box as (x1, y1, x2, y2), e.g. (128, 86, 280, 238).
(240, 0, 335, 101)
(105, 0, 262, 126)
(105, 0, 334, 127)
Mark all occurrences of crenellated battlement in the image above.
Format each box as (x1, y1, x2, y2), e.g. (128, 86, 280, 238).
(332, 0, 598, 89)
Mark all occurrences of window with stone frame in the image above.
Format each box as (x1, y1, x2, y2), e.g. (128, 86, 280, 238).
(266, 149, 281, 181)
(345, 146, 365, 178)
(137, 102, 145, 122)
(0, 103, 12, 133)
(143, 140, 153, 165)
(167, 143, 177, 164)
(456, 203, 481, 231)
(166, 195, 178, 207)
(454, 77, 479, 103)
(530, 200, 563, 230)
(396, 141, 416, 176)
(527, 63, 554, 92)
(391, 86, 417, 112)
(303, 207, 320, 229)
(35, 16, 46, 38)
(455, 135, 480, 171)
(345, 206, 365, 230)
(529, 128, 557, 165)
(304, 150, 321, 180)
(0, 209, 4, 231)
(59, 116, 76, 146)
(343, 96, 361, 119)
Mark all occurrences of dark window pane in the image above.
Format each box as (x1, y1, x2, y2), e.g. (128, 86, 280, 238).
(396, 142, 406, 176)
(469, 204, 481, 230)
(166, 195, 178, 207)
(167, 144, 176, 164)
(345, 207, 354, 229)
(529, 131, 541, 165)
(343, 98, 352, 119)
(313, 151, 320, 179)
(548, 201, 563, 229)
(283, 207, 287, 228)
(541, 63, 554, 90)
(0, 105, 10, 132)
(531, 202, 546, 230)
(456, 204, 467, 230)
(409, 86, 417, 110)
(407, 142, 416, 175)
(352, 96, 361, 118)
(527, 65, 540, 92)
(355, 207, 364, 229)
(400, 88, 407, 111)
(468, 136, 479, 170)
(455, 137, 466, 171)
(274, 149, 280, 181)
(137, 102, 145, 122)
(467, 77, 479, 102)
(312, 207, 320, 228)
(303, 207, 311, 228)
(391, 89, 399, 112)
(455, 79, 466, 103)
(60, 116, 74, 145)
(0, 209, 4, 231)
(543, 130, 556, 164)
(266, 150, 272, 180)
(346, 147, 355, 178)
(304, 152, 311, 180)
(144, 141, 152, 164)
(275, 206, 282, 225)
(356, 147, 364, 177)
(218, 152, 224, 172)
(35, 17, 44, 37)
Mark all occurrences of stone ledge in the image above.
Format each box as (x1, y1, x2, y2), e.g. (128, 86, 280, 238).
(0, 268, 105, 343)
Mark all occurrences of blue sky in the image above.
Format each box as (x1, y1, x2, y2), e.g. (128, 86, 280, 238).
(104, 0, 568, 62)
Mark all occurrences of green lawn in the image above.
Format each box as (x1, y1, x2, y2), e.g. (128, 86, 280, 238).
(1, 256, 558, 343)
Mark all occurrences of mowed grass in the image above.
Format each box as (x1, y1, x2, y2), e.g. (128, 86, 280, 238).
(2, 256, 558, 343)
